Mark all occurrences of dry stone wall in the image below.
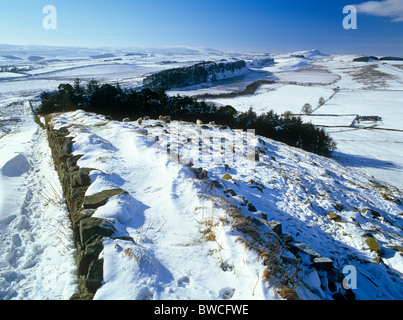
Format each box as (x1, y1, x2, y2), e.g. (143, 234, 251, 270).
(44, 116, 124, 300)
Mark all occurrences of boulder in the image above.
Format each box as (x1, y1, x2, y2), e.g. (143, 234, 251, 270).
(327, 212, 345, 223)
(247, 202, 257, 212)
(365, 235, 381, 254)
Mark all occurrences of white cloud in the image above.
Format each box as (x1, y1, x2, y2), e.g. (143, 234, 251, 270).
(355, 0, 403, 22)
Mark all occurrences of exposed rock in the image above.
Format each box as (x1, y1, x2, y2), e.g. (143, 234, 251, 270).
(80, 217, 116, 247)
(267, 220, 282, 236)
(365, 235, 381, 254)
(279, 233, 294, 246)
(327, 212, 345, 223)
(362, 208, 381, 219)
(247, 202, 257, 212)
(252, 210, 267, 221)
(312, 257, 334, 270)
(71, 167, 93, 188)
(77, 235, 104, 276)
(211, 179, 224, 189)
(386, 245, 403, 253)
(83, 188, 127, 209)
(44, 123, 117, 300)
(333, 204, 344, 212)
(191, 167, 208, 179)
(224, 188, 236, 197)
(85, 258, 104, 293)
(250, 217, 282, 236)
(287, 242, 321, 266)
(222, 173, 233, 180)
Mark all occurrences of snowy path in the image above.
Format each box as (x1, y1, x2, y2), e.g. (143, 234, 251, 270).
(0, 106, 76, 299)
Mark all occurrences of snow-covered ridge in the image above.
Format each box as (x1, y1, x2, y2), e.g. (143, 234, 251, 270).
(47, 110, 403, 300)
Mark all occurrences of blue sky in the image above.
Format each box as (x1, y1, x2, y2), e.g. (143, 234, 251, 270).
(0, 0, 402, 55)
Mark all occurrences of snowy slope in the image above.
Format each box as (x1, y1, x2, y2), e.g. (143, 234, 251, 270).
(48, 110, 403, 300)
(199, 51, 403, 191)
(1, 45, 402, 300)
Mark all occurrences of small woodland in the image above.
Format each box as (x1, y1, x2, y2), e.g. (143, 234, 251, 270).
(38, 79, 336, 156)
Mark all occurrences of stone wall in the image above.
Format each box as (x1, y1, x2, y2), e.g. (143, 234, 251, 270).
(44, 117, 121, 300)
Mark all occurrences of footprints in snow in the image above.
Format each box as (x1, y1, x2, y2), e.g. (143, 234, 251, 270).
(135, 274, 235, 300)
(177, 275, 190, 287)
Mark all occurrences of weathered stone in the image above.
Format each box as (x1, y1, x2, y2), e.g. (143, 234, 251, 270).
(69, 186, 88, 220)
(362, 208, 381, 219)
(280, 233, 294, 245)
(333, 203, 344, 212)
(80, 217, 116, 246)
(326, 267, 345, 292)
(85, 258, 104, 293)
(372, 256, 382, 264)
(66, 154, 83, 169)
(222, 173, 232, 180)
(71, 167, 93, 188)
(62, 137, 74, 155)
(224, 188, 236, 197)
(250, 217, 282, 236)
(232, 195, 248, 206)
(247, 202, 257, 212)
(252, 210, 267, 221)
(312, 257, 334, 270)
(83, 188, 127, 209)
(267, 220, 282, 236)
(211, 180, 224, 189)
(78, 235, 104, 276)
(386, 245, 403, 253)
(365, 235, 381, 253)
(287, 242, 320, 265)
(192, 167, 208, 179)
(327, 212, 345, 223)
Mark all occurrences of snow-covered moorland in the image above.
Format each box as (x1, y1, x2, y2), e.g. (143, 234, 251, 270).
(0, 45, 402, 300)
(46, 110, 403, 300)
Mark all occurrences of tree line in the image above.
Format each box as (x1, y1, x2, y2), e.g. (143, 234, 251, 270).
(143, 60, 248, 89)
(38, 79, 336, 156)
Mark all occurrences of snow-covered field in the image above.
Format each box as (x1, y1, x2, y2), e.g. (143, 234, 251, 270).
(0, 45, 402, 300)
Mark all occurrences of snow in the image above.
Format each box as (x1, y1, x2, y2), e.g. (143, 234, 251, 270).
(0, 112, 76, 299)
(0, 45, 402, 300)
(47, 110, 403, 300)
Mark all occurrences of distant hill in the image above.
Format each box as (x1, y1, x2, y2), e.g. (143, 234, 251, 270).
(2, 55, 23, 60)
(90, 53, 116, 59)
